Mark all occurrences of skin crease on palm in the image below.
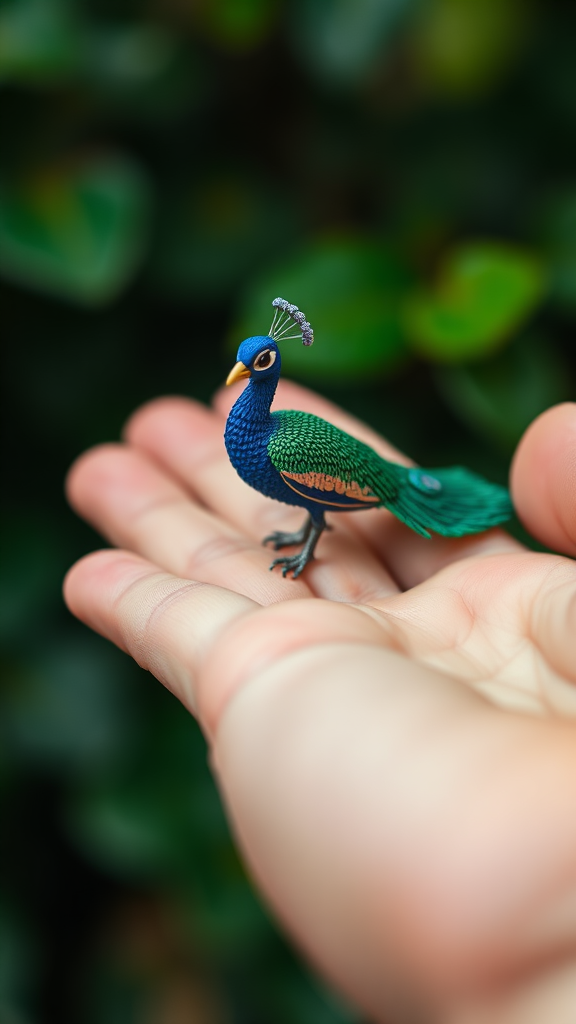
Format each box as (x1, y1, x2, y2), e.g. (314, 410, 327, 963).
(64, 384, 576, 1024)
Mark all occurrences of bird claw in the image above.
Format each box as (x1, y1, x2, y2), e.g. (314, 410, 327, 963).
(269, 553, 313, 579)
(265, 514, 324, 578)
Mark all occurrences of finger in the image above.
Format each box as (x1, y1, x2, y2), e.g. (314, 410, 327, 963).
(511, 403, 576, 558)
(62, 549, 257, 719)
(66, 442, 312, 604)
(124, 397, 400, 602)
(63, 550, 393, 736)
(360, 520, 522, 592)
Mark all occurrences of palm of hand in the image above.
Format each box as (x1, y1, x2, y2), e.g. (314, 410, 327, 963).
(65, 385, 576, 1021)
(372, 549, 575, 718)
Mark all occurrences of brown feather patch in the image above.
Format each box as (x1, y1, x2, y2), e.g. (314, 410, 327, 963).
(281, 470, 379, 504)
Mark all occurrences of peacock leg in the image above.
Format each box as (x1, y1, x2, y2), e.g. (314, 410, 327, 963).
(268, 513, 326, 578)
(263, 514, 314, 551)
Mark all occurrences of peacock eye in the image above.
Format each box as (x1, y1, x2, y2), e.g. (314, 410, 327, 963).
(253, 349, 276, 371)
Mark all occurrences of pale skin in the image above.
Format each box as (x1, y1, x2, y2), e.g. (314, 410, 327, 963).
(64, 384, 576, 1024)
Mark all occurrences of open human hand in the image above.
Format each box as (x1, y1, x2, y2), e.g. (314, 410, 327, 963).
(65, 386, 576, 1023)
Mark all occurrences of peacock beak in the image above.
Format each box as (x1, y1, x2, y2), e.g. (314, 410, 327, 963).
(226, 361, 251, 386)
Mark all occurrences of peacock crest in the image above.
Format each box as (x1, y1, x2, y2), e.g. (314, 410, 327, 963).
(269, 297, 314, 347)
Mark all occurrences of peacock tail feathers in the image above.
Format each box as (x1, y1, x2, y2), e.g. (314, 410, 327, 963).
(382, 465, 513, 538)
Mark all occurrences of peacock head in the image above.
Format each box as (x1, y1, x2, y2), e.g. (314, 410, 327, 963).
(226, 335, 281, 385)
(226, 298, 313, 387)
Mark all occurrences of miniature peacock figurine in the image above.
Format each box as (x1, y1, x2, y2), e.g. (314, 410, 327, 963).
(224, 298, 512, 578)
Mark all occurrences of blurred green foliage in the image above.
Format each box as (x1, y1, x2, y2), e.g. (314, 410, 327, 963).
(1, 0, 575, 1021)
(403, 241, 545, 361)
(0, 156, 151, 303)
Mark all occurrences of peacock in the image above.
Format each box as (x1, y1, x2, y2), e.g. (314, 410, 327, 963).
(224, 298, 513, 578)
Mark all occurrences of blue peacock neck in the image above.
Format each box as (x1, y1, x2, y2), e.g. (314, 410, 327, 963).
(224, 372, 280, 492)
(227, 373, 278, 429)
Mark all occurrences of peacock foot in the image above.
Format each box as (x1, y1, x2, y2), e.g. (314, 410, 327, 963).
(269, 550, 314, 579)
(263, 522, 311, 550)
(266, 513, 326, 578)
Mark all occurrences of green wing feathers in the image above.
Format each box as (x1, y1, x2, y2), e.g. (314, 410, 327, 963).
(269, 411, 399, 503)
(269, 411, 512, 536)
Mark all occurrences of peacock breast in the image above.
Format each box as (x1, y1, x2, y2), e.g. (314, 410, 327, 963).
(224, 411, 279, 493)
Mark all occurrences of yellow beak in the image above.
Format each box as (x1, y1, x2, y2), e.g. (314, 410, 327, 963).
(226, 361, 251, 386)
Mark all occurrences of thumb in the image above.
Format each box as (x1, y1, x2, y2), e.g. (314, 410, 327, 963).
(510, 403, 576, 557)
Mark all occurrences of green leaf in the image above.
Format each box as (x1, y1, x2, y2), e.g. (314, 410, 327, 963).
(235, 237, 411, 381)
(435, 333, 569, 451)
(403, 242, 546, 362)
(0, 156, 151, 305)
(0, 0, 81, 84)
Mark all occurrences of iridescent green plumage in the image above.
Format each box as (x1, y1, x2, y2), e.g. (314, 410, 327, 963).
(268, 409, 511, 538)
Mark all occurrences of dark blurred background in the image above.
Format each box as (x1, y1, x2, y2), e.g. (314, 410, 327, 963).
(1, 0, 575, 1021)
